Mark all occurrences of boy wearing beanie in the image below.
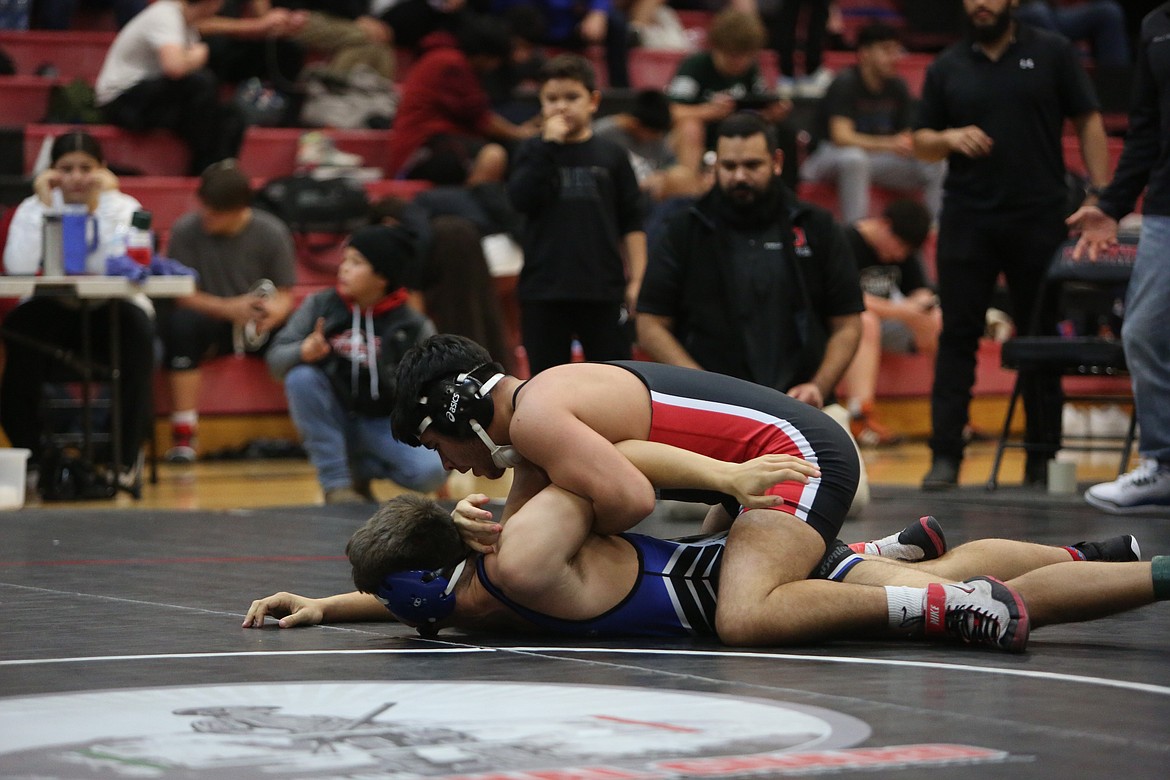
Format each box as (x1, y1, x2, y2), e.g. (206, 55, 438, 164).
(266, 225, 448, 504)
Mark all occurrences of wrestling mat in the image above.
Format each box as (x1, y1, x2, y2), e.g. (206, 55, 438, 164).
(2, 486, 1168, 779)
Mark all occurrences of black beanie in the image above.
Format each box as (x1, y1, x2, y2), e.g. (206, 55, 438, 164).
(347, 225, 417, 289)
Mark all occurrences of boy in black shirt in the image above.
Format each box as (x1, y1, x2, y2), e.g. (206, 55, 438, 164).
(507, 54, 646, 374)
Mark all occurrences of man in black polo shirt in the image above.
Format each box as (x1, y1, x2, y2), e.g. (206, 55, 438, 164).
(912, 0, 1110, 490)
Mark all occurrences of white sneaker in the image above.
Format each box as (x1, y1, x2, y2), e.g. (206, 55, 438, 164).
(297, 131, 363, 169)
(1084, 458, 1170, 514)
(794, 67, 834, 99)
(775, 76, 796, 100)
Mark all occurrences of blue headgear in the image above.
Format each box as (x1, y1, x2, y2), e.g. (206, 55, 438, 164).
(375, 560, 466, 628)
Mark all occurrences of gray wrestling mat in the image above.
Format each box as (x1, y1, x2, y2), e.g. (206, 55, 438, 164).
(1, 489, 1168, 779)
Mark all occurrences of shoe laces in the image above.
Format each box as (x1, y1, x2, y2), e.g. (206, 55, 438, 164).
(947, 603, 1003, 645)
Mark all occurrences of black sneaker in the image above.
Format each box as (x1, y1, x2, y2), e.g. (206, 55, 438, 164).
(1069, 535, 1141, 562)
(922, 457, 960, 491)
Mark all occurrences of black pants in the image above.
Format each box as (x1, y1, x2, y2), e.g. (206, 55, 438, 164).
(930, 206, 1066, 462)
(101, 69, 245, 175)
(156, 303, 271, 369)
(0, 298, 154, 470)
(520, 299, 631, 375)
(769, 0, 831, 76)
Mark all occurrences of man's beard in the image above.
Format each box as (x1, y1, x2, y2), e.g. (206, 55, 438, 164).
(712, 177, 783, 229)
(965, 5, 1013, 45)
(724, 181, 768, 209)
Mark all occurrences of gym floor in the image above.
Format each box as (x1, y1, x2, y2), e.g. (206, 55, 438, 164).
(2, 486, 1168, 779)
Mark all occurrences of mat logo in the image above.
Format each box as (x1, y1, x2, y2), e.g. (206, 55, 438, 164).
(0, 681, 1009, 778)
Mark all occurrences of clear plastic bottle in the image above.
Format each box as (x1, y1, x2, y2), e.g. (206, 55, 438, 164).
(126, 210, 153, 266)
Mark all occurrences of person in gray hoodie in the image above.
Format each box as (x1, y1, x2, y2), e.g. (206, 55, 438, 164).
(267, 225, 448, 504)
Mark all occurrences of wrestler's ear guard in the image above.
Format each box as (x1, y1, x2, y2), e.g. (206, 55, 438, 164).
(415, 363, 522, 468)
(415, 363, 502, 440)
(375, 561, 466, 631)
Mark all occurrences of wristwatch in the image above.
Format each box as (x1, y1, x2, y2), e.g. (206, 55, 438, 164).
(1085, 184, 1106, 197)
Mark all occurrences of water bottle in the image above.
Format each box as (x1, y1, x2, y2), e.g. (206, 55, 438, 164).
(126, 210, 153, 266)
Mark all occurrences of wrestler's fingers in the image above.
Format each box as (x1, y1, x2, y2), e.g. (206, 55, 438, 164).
(242, 594, 287, 627)
(276, 605, 323, 628)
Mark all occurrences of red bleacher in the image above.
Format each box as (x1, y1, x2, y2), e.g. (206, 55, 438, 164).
(0, 30, 114, 82)
(22, 124, 397, 179)
(0, 75, 62, 125)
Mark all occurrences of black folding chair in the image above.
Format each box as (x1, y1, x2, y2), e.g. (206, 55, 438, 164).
(987, 237, 1138, 490)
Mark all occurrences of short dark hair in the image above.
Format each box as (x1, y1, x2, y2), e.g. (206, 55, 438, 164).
(631, 90, 672, 133)
(197, 159, 252, 210)
(391, 334, 502, 445)
(715, 111, 778, 153)
(882, 198, 932, 251)
(50, 131, 104, 166)
(856, 22, 901, 49)
(538, 53, 596, 92)
(347, 495, 469, 594)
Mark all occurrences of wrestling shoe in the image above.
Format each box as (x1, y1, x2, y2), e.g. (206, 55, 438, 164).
(1067, 535, 1141, 562)
(1084, 459, 1170, 514)
(923, 576, 1030, 653)
(849, 516, 947, 561)
(165, 423, 197, 464)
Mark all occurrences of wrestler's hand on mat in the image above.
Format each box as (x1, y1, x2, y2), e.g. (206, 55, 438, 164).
(242, 592, 325, 629)
(721, 454, 820, 509)
(452, 493, 502, 554)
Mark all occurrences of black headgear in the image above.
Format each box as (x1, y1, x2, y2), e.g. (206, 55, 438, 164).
(415, 363, 503, 441)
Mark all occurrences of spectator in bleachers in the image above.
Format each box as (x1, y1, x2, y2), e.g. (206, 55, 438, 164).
(1, 131, 154, 493)
(635, 110, 870, 513)
(94, 0, 246, 176)
(665, 9, 798, 190)
(197, 1, 308, 89)
(370, 195, 516, 374)
(800, 23, 945, 224)
(386, 14, 536, 186)
(838, 199, 938, 447)
(508, 53, 646, 373)
(1016, 1, 1131, 69)
(157, 159, 297, 462)
(912, 0, 1110, 490)
(485, 0, 633, 88)
(266, 224, 447, 504)
(592, 88, 703, 203)
(33, 0, 146, 30)
(265, 1, 395, 79)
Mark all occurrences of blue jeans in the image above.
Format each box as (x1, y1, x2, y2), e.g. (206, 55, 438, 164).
(284, 364, 447, 493)
(1121, 215, 1170, 461)
(1015, 1, 1130, 68)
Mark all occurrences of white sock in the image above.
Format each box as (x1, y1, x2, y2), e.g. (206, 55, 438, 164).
(885, 586, 925, 631)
